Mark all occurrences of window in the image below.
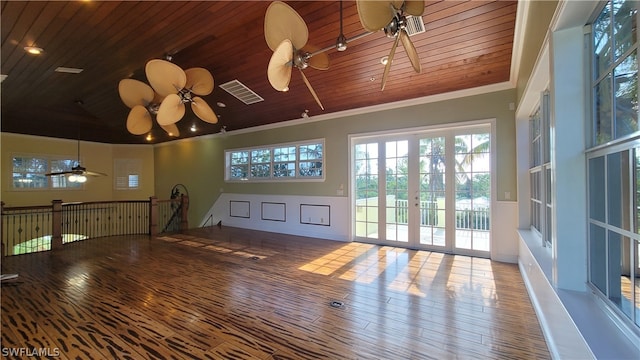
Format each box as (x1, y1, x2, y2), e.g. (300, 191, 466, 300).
(12, 155, 81, 190)
(114, 159, 141, 190)
(529, 91, 553, 246)
(225, 140, 324, 181)
(588, 0, 640, 331)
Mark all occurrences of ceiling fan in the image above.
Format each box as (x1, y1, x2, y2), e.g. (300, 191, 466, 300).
(264, 1, 331, 111)
(356, 0, 425, 90)
(118, 59, 218, 137)
(45, 141, 107, 183)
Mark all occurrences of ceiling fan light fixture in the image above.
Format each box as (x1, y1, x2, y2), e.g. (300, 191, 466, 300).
(336, 33, 347, 52)
(24, 46, 43, 55)
(68, 174, 77, 182)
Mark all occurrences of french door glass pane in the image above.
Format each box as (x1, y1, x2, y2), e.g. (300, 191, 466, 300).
(386, 140, 409, 242)
(355, 143, 379, 239)
(419, 137, 446, 246)
(454, 133, 490, 251)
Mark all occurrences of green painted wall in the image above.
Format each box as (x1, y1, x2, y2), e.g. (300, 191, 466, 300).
(154, 89, 518, 227)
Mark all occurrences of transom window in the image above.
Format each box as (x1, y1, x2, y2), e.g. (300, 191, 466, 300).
(225, 140, 324, 182)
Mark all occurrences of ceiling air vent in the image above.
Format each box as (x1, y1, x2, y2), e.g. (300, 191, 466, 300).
(219, 80, 264, 105)
(405, 15, 426, 36)
(55, 66, 83, 74)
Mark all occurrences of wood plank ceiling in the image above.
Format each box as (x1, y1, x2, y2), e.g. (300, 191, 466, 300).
(1, 1, 517, 144)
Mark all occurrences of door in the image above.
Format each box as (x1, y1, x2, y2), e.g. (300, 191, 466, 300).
(352, 126, 492, 257)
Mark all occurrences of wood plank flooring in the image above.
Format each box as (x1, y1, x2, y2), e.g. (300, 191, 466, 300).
(1, 226, 550, 359)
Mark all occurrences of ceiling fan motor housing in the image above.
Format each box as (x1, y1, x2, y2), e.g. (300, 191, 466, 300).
(147, 102, 160, 115)
(178, 88, 194, 103)
(386, 16, 403, 38)
(293, 51, 310, 70)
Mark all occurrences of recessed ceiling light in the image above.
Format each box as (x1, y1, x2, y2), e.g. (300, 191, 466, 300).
(24, 46, 43, 55)
(190, 124, 197, 132)
(55, 67, 83, 74)
(216, 102, 226, 108)
(146, 134, 153, 141)
(380, 56, 390, 65)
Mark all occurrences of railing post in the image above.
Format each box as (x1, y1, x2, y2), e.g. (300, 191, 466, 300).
(149, 196, 158, 236)
(180, 195, 189, 232)
(51, 200, 63, 250)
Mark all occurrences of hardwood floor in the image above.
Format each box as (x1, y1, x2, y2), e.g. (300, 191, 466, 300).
(1, 226, 550, 359)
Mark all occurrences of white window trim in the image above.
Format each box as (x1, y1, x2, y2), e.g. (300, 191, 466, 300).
(224, 139, 325, 183)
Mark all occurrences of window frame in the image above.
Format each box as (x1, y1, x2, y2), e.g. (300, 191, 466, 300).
(225, 139, 325, 182)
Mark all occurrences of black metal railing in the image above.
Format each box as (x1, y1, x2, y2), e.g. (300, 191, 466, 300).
(1, 195, 188, 257)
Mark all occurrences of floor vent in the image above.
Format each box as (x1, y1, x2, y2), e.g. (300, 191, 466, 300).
(405, 15, 426, 36)
(329, 300, 345, 308)
(219, 80, 264, 105)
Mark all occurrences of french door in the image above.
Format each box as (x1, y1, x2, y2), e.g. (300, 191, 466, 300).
(352, 125, 491, 257)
